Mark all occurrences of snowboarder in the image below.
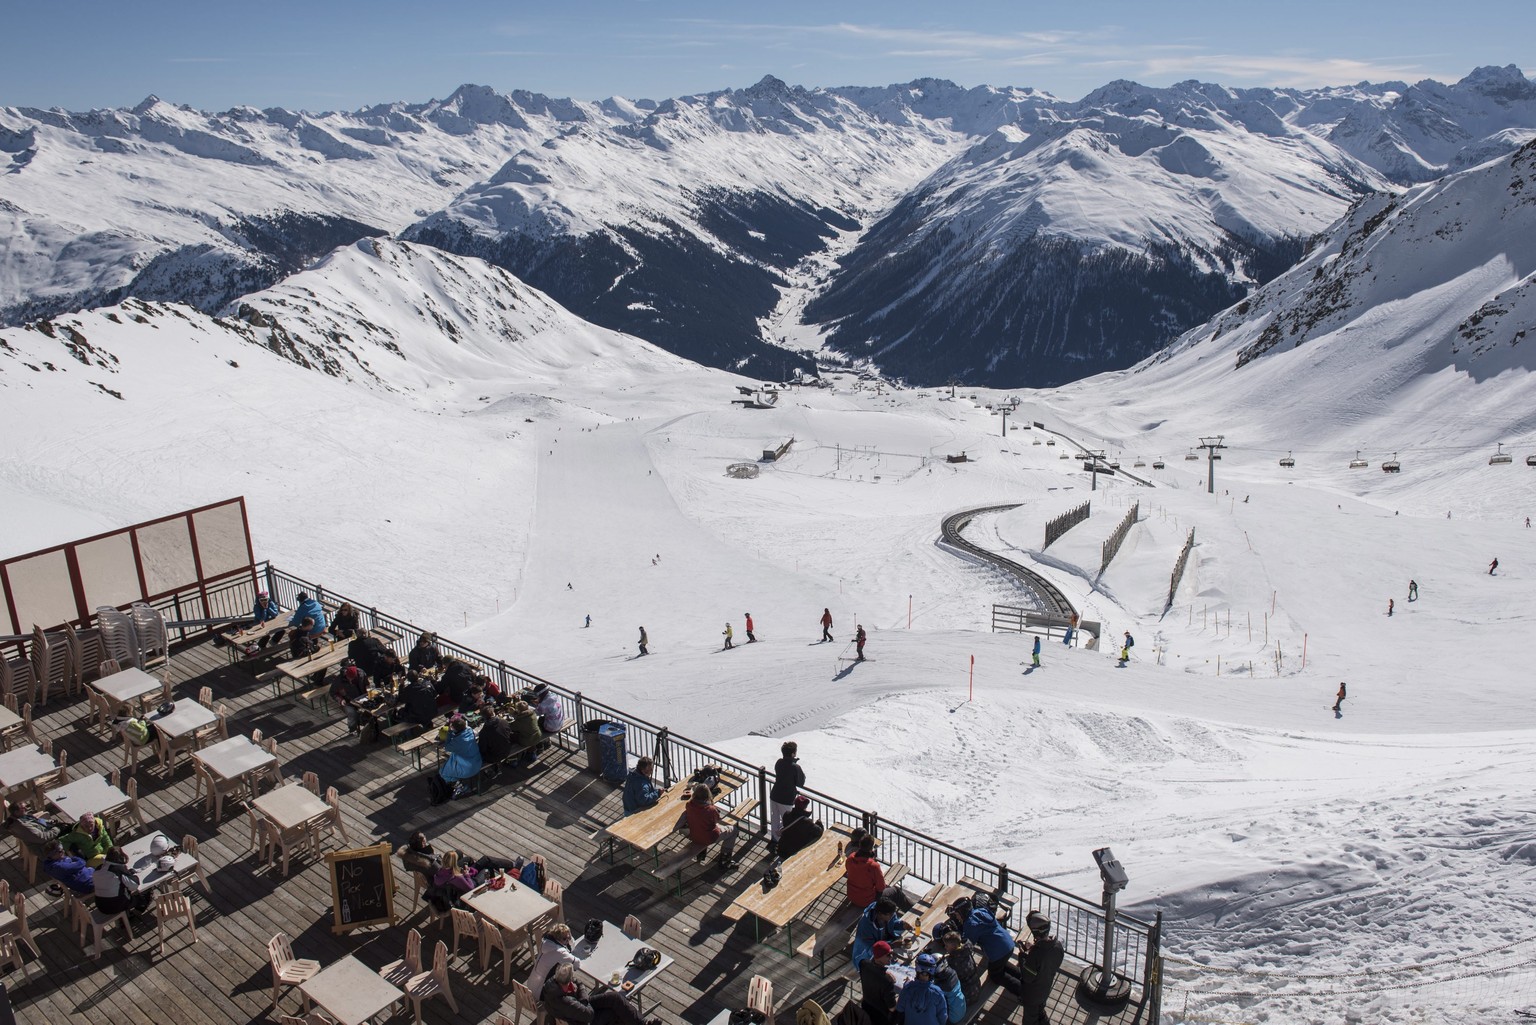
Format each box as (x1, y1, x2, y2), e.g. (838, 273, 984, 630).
(637, 626, 649, 657)
(584, 614, 591, 628)
(1064, 613, 1078, 646)
(722, 622, 734, 650)
(744, 613, 756, 643)
(855, 625, 867, 661)
(1489, 558, 1499, 575)
(1332, 681, 1347, 713)
(820, 608, 834, 642)
(1407, 580, 1418, 602)
(1387, 598, 1394, 616)
(1119, 631, 1134, 664)
(1031, 635, 1041, 668)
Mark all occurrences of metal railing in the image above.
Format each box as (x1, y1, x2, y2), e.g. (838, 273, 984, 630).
(150, 561, 1159, 1013)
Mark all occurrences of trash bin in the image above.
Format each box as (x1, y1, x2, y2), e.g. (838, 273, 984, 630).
(583, 719, 611, 775)
(599, 723, 627, 783)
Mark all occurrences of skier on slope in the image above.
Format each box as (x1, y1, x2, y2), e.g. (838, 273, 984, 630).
(1407, 580, 1418, 602)
(1031, 635, 1041, 668)
(1332, 681, 1347, 713)
(744, 613, 756, 643)
(855, 625, 868, 662)
(637, 626, 649, 656)
(1119, 631, 1134, 663)
(1489, 558, 1499, 575)
(820, 608, 834, 642)
(722, 622, 734, 650)
(1387, 598, 1394, 617)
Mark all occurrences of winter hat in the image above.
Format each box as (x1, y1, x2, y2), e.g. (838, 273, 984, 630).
(257, 590, 269, 598)
(871, 941, 892, 958)
(297, 592, 309, 602)
(793, 795, 809, 808)
(1026, 910, 1051, 936)
(343, 665, 362, 682)
(915, 953, 939, 973)
(450, 713, 466, 727)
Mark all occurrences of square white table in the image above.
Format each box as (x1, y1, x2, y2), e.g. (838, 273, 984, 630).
(193, 735, 276, 782)
(46, 773, 130, 819)
(301, 954, 403, 1025)
(0, 705, 21, 731)
(150, 700, 218, 740)
(463, 877, 557, 935)
(91, 666, 163, 707)
(122, 830, 202, 893)
(0, 746, 57, 793)
(572, 923, 674, 995)
(252, 782, 328, 831)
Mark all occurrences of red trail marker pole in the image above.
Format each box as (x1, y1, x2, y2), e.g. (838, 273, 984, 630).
(969, 655, 974, 702)
(908, 595, 913, 629)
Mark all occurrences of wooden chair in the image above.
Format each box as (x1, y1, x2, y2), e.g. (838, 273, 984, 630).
(88, 903, 133, 959)
(522, 908, 558, 961)
(405, 939, 458, 1022)
(124, 776, 148, 831)
(251, 727, 263, 743)
(59, 889, 89, 948)
(0, 933, 38, 984)
(268, 932, 321, 1011)
(479, 917, 516, 985)
(179, 834, 213, 895)
(30, 746, 66, 802)
(98, 657, 122, 678)
(155, 887, 198, 955)
(0, 654, 36, 708)
(64, 621, 104, 693)
(622, 914, 643, 939)
(198, 685, 214, 709)
(542, 879, 565, 922)
(449, 907, 479, 960)
(156, 725, 197, 776)
(320, 785, 350, 845)
(301, 770, 320, 794)
(31, 625, 73, 705)
(85, 686, 115, 734)
(260, 736, 283, 786)
(1, 891, 41, 959)
(200, 762, 247, 821)
(262, 816, 310, 877)
(379, 927, 422, 987)
(0, 699, 34, 751)
(507, 980, 545, 1025)
(748, 974, 775, 1025)
(247, 808, 267, 853)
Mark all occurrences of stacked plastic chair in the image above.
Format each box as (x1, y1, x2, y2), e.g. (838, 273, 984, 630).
(95, 606, 139, 668)
(130, 602, 169, 671)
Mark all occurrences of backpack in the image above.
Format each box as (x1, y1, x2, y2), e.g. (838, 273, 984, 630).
(628, 946, 661, 972)
(427, 775, 450, 806)
(1125, 634, 1135, 648)
(583, 918, 604, 944)
(519, 859, 546, 894)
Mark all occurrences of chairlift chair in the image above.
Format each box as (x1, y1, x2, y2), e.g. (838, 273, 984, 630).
(1133, 457, 1145, 468)
(1032, 438, 1041, 445)
(1046, 439, 1056, 446)
(1279, 451, 1295, 468)
(1382, 452, 1401, 473)
(1489, 443, 1512, 465)
(1058, 451, 1070, 459)
(1526, 454, 1536, 467)
(1184, 450, 1198, 461)
(1152, 459, 1165, 469)
(1109, 458, 1121, 470)
(1349, 450, 1368, 469)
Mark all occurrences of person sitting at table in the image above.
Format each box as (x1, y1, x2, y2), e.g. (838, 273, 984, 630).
(623, 756, 661, 816)
(684, 782, 738, 869)
(408, 631, 442, 672)
(776, 795, 824, 861)
(478, 711, 515, 765)
(330, 601, 361, 639)
(406, 832, 525, 886)
(330, 663, 370, 734)
(438, 713, 483, 800)
(528, 922, 581, 991)
(275, 592, 328, 648)
(397, 672, 439, 728)
(896, 953, 950, 1025)
(542, 962, 659, 1025)
(859, 939, 899, 1025)
(248, 589, 281, 648)
(5, 799, 65, 847)
(845, 833, 913, 912)
(348, 630, 395, 683)
(934, 923, 984, 1007)
(851, 897, 910, 970)
(62, 813, 114, 867)
(94, 845, 151, 917)
(533, 683, 565, 738)
(431, 849, 484, 896)
(949, 897, 1020, 993)
(509, 700, 543, 766)
(41, 840, 94, 895)
(932, 951, 967, 1023)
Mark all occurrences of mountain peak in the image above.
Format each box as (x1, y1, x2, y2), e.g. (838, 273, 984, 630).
(1456, 64, 1536, 102)
(744, 75, 793, 100)
(131, 95, 164, 116)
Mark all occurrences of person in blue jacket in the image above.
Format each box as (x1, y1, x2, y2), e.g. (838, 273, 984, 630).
(622, 756, 661, 815)
(247, 590, 282, 649)
(851, 897, 910, 969)
(439, 714, 483, 798)
(933, 957, 967, 1024)
(288, 592, 329, 635)
(1031, 635, 1042, 668)
(952, 897, 1021, 992)
(895, 954, 949, 1025)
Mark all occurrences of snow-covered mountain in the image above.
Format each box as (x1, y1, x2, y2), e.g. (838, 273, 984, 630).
(4, 69, 1535, 386)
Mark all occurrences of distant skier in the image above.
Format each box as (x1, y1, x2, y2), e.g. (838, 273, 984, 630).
(1387, 598, 1394, 617)
(1119, 631, 1134, 664)
(638, 626, 649, 657)
(567, 582, 573, 590)
(1332, 681, 1347, 713)
(722, 623, 734, 650)
(1031, 636, 1041, 668)
(1064, 613, 1077, 646)
(1489, 558, 1499, 576)
(744, 613, 756, 643)
(855, 625, 867, 662)
(1526, 517, 1531, 529)
(820, 608, 834, 642)
(584, 614, 591, 629)
(1407, 580, 1418, 602)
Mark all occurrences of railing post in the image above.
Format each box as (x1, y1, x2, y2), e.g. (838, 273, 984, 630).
(757, 766, 769, 836)
(264, 563, 277, 604)
(862, 810, 878, 838)
(1145, 911, 1163, 1025)
(656, 727, 673, 786)
(573, 691, 585, 753)
(996, 862, 1010, 902)
(368, 606, 380, 632)
(498, 661, 509, 694)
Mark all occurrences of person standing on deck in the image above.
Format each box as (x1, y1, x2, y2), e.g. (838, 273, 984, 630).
(768, 741, 804, 855)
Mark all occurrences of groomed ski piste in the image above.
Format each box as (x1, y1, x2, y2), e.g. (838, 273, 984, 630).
(2, 208, 1535, 1021)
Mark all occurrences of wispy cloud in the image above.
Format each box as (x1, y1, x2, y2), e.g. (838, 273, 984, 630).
(1136, 53, 1451, 87)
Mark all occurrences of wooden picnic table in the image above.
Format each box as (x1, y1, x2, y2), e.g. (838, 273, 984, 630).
(91, 666, 163, 710)
(724, 824, 856, 951)
(603, 770, 747, 858)
(0, 745, 56, 795)
(301, 954, 403, 1025)
(273, 628, 400, 697)
(463, 876, 556, 936)
(908, 877, 1013, 938)
(216, 613, 288, 661)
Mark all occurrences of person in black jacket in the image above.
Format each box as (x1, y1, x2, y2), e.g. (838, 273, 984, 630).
(440, 658, 479, 707)
(348, 630, 393, 681)
(1018, 911, 1065, 1025)
(330, 602, 361, 639)
(768, 740, 805, 855)
(541, 963, 656, 1025)
(777, 795, 825, 860)
(478, 714, 514, 765)
(408, 631, 442, 672)
(330, 664, 370, 734)
(397, 672, 439, 727)
(859, 939, 898, 1025)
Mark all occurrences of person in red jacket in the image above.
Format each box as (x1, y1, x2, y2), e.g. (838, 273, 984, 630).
(820, 608, 834, 642)
(684, 783, 738, 868)
(844, 834, 913, 910)
(744, 613, 756, 643)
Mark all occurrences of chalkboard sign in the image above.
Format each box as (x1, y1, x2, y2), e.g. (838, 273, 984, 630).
(325, 842, 396, 935)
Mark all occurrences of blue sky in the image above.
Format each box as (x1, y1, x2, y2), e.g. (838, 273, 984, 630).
(3, 0, 1531, 111)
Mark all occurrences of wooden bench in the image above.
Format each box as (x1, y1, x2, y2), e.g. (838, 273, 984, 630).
(643, 797, 758, 896)
(793, 862, 909, 977)
(298, 683, 333, 714)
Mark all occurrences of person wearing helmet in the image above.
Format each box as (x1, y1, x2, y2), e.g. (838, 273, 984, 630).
(896, 953, 948, 1025)
(1018, 910, 1065, 1025)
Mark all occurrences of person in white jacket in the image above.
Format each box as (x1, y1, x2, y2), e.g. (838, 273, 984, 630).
(527, 922, 580, 990)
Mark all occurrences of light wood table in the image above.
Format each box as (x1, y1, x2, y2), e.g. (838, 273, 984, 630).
(301, 954, 403, 1025)
(253, 782, 329, 832)
(195, 736, 276, 786)
(463, 877, 556, 936)
(151, 701, 218, 741)
(46, 773, 136, 824)
(603, 770, 746, 859)
(724, 825, 855, 952)
(572, 923, 674, 1002)
(91, 666, 163, 710)
(274, 628, 400, 696)
(0, 745, 56, 795)
(217, 614, 288, 663)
